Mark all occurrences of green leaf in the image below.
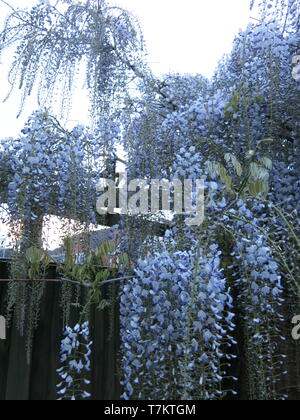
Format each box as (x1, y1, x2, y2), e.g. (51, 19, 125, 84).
(95, 271, 104, 283)
(249, 163, 269, 181)
(224, 153, 243, 177)
(259, 138, 273, 145)
(248, 180, 266, 197)
(98, 299, 110, 310)
(26, 247, 44, 264)
(259, 157, 273, 170)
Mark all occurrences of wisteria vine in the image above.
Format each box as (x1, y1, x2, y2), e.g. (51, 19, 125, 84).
(57, 322, 92, 400)
(120, 245, 237, 400)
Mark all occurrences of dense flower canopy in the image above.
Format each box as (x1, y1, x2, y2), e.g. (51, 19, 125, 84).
(0, 0, 299, 401)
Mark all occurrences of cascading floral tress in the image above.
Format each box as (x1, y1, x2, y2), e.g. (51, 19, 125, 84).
(57, 322, 92, 400)
(120, 246, 237, 400)
(0, 0, 299, 400)
(227, 200, 287, 400)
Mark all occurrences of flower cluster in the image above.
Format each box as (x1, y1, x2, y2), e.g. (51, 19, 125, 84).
(57, 322, 92, 400)
(120, 245, 236, 400)
(1, 111, 108, 225)
(173, 146, 203, 180)
(271, 161, 300, 214)
(225, 200, 286, 400)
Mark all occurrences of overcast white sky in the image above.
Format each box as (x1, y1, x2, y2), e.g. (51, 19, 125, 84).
(0, 0, 255, 138)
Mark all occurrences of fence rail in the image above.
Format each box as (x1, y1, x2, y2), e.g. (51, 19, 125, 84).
(0, 260, 121, 400)
(1, 259, 299, 400)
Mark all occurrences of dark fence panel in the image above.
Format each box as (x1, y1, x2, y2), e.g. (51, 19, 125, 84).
(1, 259, 300, 400)
(0, 260, 121, 401)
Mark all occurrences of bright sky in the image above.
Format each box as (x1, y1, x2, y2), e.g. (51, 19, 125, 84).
(117, 0, 253, 76)
(0, 0, 255, 246)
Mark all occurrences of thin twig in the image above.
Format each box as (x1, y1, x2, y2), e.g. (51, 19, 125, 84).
(100, 276, 134, 286)
(0, 278, 84, 285)
(0, 0, 15, 12)
(0, 275, 134, 287)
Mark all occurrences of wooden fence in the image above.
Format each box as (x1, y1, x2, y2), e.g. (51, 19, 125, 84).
(0, 258, 299, 400)
(0, 260, 121, 401)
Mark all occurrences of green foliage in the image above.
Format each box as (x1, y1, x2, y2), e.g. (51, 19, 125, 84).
(57, 239, 128, 328)
(206, 148, 273, 200)
(6, 244, 52, 360)
(25, 246, 52, 279)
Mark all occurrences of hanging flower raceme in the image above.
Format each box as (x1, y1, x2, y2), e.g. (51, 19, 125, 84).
(1, 111, 105, 226)
(271, 161, 300, 214)
(57, 322, 92, 400)
(226, 200, 287, 400)
(173, 146, 203, 180)
(120, 245, 236, 400)
(0, 0, 145, 118)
